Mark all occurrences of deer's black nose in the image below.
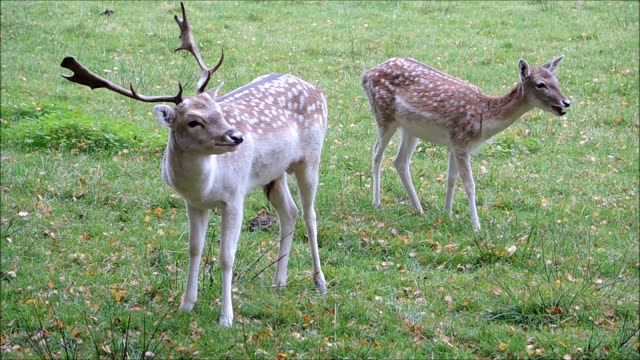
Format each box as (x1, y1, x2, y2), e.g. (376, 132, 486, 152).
(227, 130, 244, 144)
(562, 99, 571, 108)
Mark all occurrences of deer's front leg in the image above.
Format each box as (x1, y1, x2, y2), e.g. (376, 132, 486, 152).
(444, 148, 459, 215)
(181, 204, 210, 312)
(453, 151, 480, 231)
(219, 200, 244, 328)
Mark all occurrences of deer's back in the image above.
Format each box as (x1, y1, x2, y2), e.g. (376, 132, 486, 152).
(363, 57, 488, 116)
(217, 74, 327, 184)
(219, 74, 326, 136)
(363, 57, 489, 144)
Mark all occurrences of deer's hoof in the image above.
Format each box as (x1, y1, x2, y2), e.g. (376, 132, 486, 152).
(271, 284, 287, 291)
(314, 276, 327, 294)
(219, 314, 233, 328)
(272, 275, 288, 290)
(179, 300, 195, 312)
(179, 293, 196, 312)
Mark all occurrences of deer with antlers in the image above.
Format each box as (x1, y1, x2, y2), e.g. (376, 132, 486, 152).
(362, 56, 571, 231)
(61, 3, 327, 327)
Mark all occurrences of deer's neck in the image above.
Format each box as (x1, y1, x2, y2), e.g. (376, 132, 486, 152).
(481, 83, 532, 139)
(162, 133, 216, 198)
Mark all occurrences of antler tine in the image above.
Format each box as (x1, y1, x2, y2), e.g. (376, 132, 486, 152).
(197, 50, 224, 94)
(61, 56, 183, 104)
(174, 2, 224, 94)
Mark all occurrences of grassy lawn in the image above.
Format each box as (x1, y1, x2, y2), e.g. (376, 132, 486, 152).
(1, 1, 638, 358)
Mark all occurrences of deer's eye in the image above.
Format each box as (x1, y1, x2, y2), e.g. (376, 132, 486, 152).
(536, 82, 547, 89)
(187, 121, 202, 128)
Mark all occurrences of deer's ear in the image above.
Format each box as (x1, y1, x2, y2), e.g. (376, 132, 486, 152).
(153, 105, 176, 127)
(541, 55, 564, 73)
(209, 82, 224, 99)
(518, 58, 531, 81)
(201, 92, 213, 102)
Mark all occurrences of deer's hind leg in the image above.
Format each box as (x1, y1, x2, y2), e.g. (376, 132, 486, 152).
(372, 120, 398, 208)
(393, 128, 423, 214)
(265, 174, 298, 289)
(294, 161, 327, 293)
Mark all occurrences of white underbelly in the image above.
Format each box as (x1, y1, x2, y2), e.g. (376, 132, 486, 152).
(395, 114, 452, 146)
(248, 145, 299, 187)
(394, 96, 452, 146)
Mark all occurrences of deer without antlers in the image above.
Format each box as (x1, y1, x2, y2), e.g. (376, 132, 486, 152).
(61, 3, 327, 328)
(362, 56, 571, 231)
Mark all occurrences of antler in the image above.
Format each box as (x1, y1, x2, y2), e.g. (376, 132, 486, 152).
(174, 2, 224, 94)
(61, 57, 184, 104)
(61, 2, 221, 103)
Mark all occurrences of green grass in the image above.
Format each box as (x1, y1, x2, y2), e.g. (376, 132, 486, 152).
(1, 1, 638, 358)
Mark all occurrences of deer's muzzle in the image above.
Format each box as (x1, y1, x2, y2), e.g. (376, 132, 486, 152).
(225, 130, 244, 145)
